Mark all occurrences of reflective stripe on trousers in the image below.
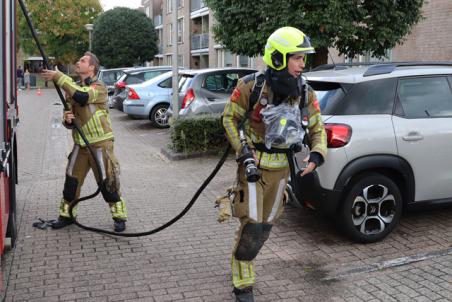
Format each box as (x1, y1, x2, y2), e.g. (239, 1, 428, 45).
(231, 256, 255, 289)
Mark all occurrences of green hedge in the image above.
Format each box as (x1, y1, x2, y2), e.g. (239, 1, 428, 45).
(170, 113, 229, 154)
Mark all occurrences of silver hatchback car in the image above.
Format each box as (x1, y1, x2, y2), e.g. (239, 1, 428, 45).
(176, 68, 257, 116)
(291, 62, 452, 243)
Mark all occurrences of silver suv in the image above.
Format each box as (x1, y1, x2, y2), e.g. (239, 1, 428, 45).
(291, 62, 452, 243)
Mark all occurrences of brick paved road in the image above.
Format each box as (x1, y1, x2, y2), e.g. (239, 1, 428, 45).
(2, 89, 451, 301)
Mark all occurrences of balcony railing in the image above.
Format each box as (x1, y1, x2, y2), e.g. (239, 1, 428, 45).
(191, 33, 209, 50)
(191, 0, 206, 12)
(154, 15, 162, 27)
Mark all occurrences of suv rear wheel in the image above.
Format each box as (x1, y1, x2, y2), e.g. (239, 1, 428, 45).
(339, 173, 402, 243)
(150, 104, 170, 128)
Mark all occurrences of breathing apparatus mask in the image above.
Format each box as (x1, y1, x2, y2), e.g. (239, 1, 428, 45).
(261, 103, 305, 150)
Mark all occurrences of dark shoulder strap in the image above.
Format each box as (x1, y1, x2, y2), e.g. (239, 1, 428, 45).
(236, 72, 265, 129)
(299, 77, 309, 129)
(248, 72, 265, 113)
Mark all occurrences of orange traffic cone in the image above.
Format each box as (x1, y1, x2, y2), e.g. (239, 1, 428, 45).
(36, 88, 42, 96)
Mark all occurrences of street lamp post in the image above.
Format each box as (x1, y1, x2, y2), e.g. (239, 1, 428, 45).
(84, 24, 93, 51)
(171, 0, 179, 119)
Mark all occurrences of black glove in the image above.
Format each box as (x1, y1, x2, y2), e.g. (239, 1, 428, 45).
(308, 152, 324, 167)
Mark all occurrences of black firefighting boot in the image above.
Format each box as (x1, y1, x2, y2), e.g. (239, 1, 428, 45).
(52, 199, 77, 229)
(113, 219, 126, 232)
(50, 216, 74, 229)
(233, 287, 254, 302)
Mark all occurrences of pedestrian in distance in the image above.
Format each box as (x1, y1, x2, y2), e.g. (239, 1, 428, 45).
(16, 65, 24, 90)
(41, 52, 128, 232)
(24, 68, 30, 91)
(222, 26, 328, 302)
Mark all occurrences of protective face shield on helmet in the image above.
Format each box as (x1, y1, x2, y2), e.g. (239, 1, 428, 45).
(263, 26, 315, 71)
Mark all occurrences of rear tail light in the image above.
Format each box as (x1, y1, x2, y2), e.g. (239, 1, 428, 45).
(127, 87, 140, 100)
(181, 88, 195, 109)
(324, 123, 352, 148)
(116, 81, 126, 89)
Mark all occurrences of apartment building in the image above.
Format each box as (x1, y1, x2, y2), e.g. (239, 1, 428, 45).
(141, 0, 258, 69)
(142, 1, 452, 69)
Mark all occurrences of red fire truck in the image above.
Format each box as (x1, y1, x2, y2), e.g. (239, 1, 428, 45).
(0, 0, 19, 256)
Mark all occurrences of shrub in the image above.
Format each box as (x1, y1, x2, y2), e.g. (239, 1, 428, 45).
(170, 114, 229, 154)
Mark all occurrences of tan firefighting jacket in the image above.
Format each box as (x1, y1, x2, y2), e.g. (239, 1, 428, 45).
(54, 72, 114, 146)
(223, 74, 327, 170)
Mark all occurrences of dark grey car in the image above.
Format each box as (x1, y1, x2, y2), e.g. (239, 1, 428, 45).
(176, 68, 257, 116)
(97, 67, 129, 108)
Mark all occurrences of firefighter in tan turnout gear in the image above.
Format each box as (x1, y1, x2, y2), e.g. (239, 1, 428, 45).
(222, 27, 327, 301)
(42, 52, 128, 232)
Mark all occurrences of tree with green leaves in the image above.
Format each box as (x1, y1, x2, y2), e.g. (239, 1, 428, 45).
(205, 0, 424, 66)
(92, 7, 158, 68)
(18, 0, 102, 64)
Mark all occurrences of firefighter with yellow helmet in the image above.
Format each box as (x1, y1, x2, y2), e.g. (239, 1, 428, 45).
(42, 52, 128, 232)
(222, 27, 327, 301)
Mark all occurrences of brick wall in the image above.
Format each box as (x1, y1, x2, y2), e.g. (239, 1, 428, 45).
(392, 0, 452, 61)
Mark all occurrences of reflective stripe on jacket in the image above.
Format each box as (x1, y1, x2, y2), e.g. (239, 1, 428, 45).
(223, 75, 327, 170)
(54, 71, 114, 146)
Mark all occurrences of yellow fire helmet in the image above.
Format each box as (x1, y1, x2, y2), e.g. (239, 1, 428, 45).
(263, 26, 315, 70)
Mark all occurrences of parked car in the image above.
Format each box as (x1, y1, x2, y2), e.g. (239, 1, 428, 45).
(112, 66, 174, 111)
(97, 67, 129, 108)
(173, 68, 258, 116)
(290, 62, 452, 243)
(123, 71, 182, 128)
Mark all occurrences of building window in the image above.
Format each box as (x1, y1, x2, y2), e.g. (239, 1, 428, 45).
(166, 55, 172, 65)
(157, 28, 163, 54)
(166, 0, 172, 13)
(224, 50, 233, 67)
(178, 55, 183, 66)
(178, 0, 183, 8)
(216, 49, 224, 67)
(346, 49, 393, 63)
(167, 23, 173, 46)
(238, 55, 249, 67)
(177, 18, 183, 43)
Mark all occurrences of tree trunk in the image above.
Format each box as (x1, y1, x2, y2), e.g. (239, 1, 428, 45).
(312, 47, 328, 68)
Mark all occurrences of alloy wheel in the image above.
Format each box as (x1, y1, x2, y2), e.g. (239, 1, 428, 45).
(351, 184, 396, 236)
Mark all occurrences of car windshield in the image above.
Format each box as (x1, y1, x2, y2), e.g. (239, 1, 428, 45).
(125, 70, 170, 85)
(100, 71, 124, 85)
(309, 81, 346, 115)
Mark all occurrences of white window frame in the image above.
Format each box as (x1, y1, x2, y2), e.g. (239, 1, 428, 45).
(167, 23, 173, 46)
(177, 17, 184, 44)
(166, 0, 172, 13)
(224, 50, 233, 67)
(178, 54, 183, 66)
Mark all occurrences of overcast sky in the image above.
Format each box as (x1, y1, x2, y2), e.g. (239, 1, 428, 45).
(100, 0, 142, 11)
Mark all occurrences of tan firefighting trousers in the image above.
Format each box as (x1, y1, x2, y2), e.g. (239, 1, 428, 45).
(59, 140, 127, 220)
(231, 165, 289, 289)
